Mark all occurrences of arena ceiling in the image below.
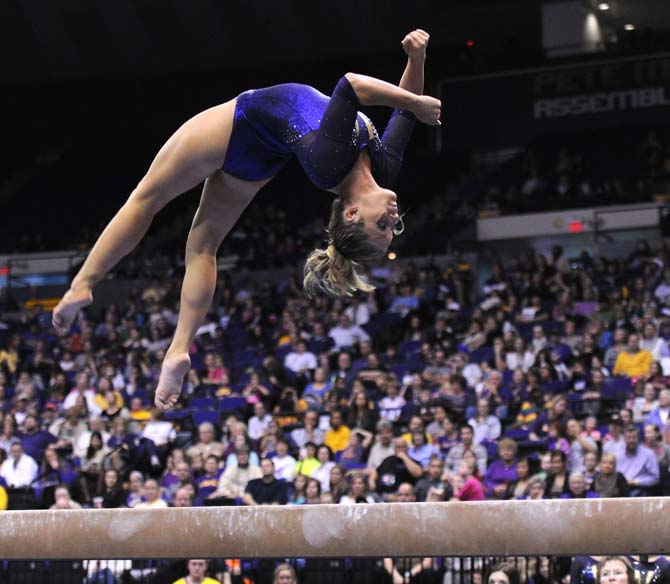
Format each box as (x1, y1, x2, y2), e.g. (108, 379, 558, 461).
(0, 0, 543, 84)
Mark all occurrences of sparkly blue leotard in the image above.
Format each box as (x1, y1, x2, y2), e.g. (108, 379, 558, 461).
(222, 76, 416, 190)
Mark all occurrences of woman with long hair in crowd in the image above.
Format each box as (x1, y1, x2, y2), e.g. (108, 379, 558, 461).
(51, 30, 440, 412)
(95, 468, 128, 508)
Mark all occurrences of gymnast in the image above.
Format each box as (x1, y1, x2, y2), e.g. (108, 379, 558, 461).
(52, 29, 440, 410)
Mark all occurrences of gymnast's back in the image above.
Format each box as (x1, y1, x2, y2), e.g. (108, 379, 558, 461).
(221, 76, 415, 191)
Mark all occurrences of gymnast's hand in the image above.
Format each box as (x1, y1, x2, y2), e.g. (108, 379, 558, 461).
(402, 29, 430, 63)
(413, 95, 442, 125)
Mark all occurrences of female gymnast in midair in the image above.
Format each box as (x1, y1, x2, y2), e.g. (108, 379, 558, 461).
(52, 29, 440, 410)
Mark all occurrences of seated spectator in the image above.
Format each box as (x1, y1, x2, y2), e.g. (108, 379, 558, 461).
(1, 441, 38, 487)
(468, 398, 502, 447)
(451, 459, 485, 501)
(310, 444, 336, 492)
(271, 438, 297, 482)
(415, 455, 453, 502)
(614, 334, 652, 378)
(135, 478, 168, 508)
(366, 420, 395, 485)
(294, 441, 320, 477)
(583, 451, 599, 488)
(408, 429, 439, 469)
(371, 437, 423, 498)
(566, 418, 597, 473)
(643, 423, 670, 478)
(50, 484, 82, 510)
(523, 477, 546, 500)
(507, 457, 532, 499)
(243, 458, 288, 506)
(302, 368, 332, 407)
(186, 422, 225, 461)
(592, 453, 630, 498)
(324, 410, 350, 455)
(483, 439, 518, 499)
(444, 425, 487, 477)
(140, 409, 176, 465)
(337, 429, 372, 470)
(78, 430, 110, 504)
(174, 486, 193, 508)
(644, 388, 670, 439)
(328, 314, 370, 351)
(62, 372, 100, 415)
(602, 416, 626, 458)
(340, 472, 377, 504)
(544, 451, 570, 499)
(95, 468, 128, 508)
(74, 416, 111, 460)
(616, 425, 660, 496)
(284, 339, 317, 376)
(212, 445, 262, 502)
(39, 445, 77, 497)
(378, 381, 406, 423)
(287, 473, 308, 505)
(195, 456, 223, 505)
(640, 322, 669, 362)
(18, 413, 56, 463)
(436, 415, 460, 458)
(346, 388, 378, 433)
(304, 477, 322, 505)
(426, 404, 448, 442)
(248, 402, 272, 442)
(0, 415, 21, 454)
(172, 559, 220, 584)
(126, 470, 145, 508)
(560, 472, 599, 499)
(241, 372, 271, 404)
(327, 465, 349, 501)
(291, 410, 325, 450)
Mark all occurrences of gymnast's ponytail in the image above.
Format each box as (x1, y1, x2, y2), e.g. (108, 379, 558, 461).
(303, 197, 379, 298)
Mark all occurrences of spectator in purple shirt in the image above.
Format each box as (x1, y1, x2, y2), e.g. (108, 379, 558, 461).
(19, 414, 57, 463)
(483, 438, 518, 499)
(616, 425, 660, 496)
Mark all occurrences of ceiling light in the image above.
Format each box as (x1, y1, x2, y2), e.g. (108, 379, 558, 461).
(597, 2, 610, 10)
(624, 23, 635, 31)
(387, 252, 397, 261)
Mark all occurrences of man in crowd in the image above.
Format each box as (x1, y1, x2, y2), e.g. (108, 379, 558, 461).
(1, 442, 38, 487)
(616, 425, 660, 496)
(371, 437, 423, 499)
(243, 458, 288, 505)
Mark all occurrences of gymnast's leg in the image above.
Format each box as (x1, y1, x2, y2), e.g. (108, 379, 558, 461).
(52, 101, 236, 335)
(155, 171, 267, 409)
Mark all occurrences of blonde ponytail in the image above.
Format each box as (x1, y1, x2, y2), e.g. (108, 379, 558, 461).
(303, 244, 375, 298)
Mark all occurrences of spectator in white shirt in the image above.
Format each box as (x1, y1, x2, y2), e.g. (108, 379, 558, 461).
(468, 399, 501, 446)
(134, 478, 168, 509)
(248, 402, 272, 441)
(1, 442, 38, 487)
(284, 340, 317, 375)
(73, 416, 111, 459)
(141, 410, 176, 447)
(344, 296, 371, 326)
(328, 314, 370, 351)
(378, 383, 406, 422)
(640, 323, 670, 362)
(62, 372, 101, 416)
(272, 438, 297, 482)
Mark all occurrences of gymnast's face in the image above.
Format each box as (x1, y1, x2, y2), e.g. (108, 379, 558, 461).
(344, 188, 400, 251)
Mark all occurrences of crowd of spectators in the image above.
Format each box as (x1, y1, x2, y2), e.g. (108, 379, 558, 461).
(4, 235, 670, 580)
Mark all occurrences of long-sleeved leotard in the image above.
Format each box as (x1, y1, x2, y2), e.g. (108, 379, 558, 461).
(222, 76, 416, 190)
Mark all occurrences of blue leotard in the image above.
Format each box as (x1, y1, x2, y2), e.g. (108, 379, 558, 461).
(222, 76, 416, 190)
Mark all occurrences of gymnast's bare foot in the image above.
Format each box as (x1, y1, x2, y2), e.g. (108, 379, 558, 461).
(52, 287, 93, 336)
(155, 352, 191, 410)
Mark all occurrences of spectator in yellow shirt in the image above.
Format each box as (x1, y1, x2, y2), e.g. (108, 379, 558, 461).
(613, 334, 653, 378)
(324, 410, 350, 455)
(172, 559, 220, 584)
